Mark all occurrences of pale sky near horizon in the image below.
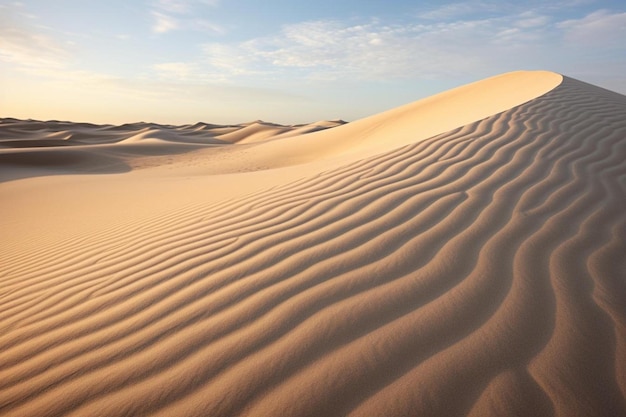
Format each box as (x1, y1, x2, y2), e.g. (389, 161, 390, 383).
(1, 0, 625, 125)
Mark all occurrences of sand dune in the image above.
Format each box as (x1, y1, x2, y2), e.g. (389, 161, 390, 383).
(1, 71, 625, 417)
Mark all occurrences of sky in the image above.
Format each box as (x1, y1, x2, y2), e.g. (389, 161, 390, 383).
(1, 0, 625, 125)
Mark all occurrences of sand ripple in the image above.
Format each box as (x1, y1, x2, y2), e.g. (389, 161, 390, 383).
(1, 76, 625, 416)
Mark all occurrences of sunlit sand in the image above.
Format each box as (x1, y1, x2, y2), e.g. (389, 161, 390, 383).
(1, 71, 625, 416)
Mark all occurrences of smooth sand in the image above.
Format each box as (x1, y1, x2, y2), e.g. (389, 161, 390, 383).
(1, 71, 625, 416)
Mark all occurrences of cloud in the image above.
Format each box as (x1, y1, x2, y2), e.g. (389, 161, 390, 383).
(155, 0, 192, 14)
(150, 0, 221, 34)
(199, 16, 548, 81)
(0, 6, 70, 69)
(202, 43, 261, 77)
(153, 62, 198, 79)
(557, 10, 626, 46)
(192, 19, 224, 34)
(416, 0, 597, 20)
(155, 0, 220, 12)
(192, 5, 625, 85)
(417, 1, 499, 20)
(152, 11, 179, 33)
(515, 11, 550, 28)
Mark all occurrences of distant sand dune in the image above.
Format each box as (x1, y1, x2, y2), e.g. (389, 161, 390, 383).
(1, 72, 625, 416)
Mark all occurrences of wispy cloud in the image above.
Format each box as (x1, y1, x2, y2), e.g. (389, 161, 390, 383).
(199, 17, 537, 81)
(557, 10, 626, 46)
(416, 0, 596, 20)
(155, 0, 219, 12)
(515, 11, 551, 28)
(153, 62, 198, 80)
(155, 0, 192, 14)
(202, 43, 261, 77)
(417, 1, 501, 20)
(192, 5, 624, 84)
(150, 0, 222, 34)
(151, 11, 179, 33)
(0, 6, 70, 69)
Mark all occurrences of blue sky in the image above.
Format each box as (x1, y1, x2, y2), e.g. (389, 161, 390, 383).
(1, 0, 625, 124)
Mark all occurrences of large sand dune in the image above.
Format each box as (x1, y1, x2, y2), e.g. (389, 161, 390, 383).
(1, 71, 625, 416)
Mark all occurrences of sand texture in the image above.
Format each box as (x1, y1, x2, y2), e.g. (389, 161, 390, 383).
(1, 71, 625, 416)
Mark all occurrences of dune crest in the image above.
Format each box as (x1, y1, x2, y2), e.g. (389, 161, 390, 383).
(242, 70, 563, 167)
(1, 71, 625, 417)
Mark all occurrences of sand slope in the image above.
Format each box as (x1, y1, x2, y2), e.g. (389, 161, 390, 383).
(1, 71, 626, 417)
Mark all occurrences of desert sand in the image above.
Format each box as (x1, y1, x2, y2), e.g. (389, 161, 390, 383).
(1, 70, 625, 416)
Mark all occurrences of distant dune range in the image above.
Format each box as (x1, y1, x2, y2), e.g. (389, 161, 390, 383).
(1, 71, 625, 416)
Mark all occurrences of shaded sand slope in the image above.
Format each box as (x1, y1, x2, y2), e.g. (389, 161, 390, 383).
(1, 73, 626, 416)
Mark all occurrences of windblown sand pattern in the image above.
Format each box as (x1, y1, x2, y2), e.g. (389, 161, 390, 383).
(1, 73, 625, 416)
